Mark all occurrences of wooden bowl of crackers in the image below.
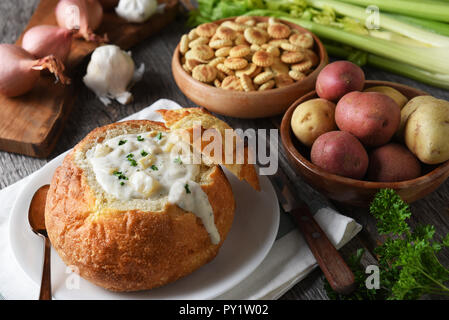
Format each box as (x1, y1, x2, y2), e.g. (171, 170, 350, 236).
(172, 16, 328, 119)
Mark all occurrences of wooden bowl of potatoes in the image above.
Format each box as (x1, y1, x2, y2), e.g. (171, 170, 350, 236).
(172, 16, 328, 119)
(281, 80, 449, 207)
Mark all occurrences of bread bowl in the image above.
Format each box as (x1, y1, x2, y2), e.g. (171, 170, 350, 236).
(45, 108, 259, 292)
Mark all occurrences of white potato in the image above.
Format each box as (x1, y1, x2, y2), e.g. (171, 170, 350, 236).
(291, 98, 337, 147)
(404, 96, 449, 164)
(364, 86, 408, 109)
(396, 95, 432, 140)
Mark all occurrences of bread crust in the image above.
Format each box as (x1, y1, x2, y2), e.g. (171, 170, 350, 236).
(157, 108, 261, 191)
(45, 120, 235, 292)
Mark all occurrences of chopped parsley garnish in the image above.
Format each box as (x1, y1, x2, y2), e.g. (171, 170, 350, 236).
(126, 154, 137, 167)
(120, 182, 125, 186)
(112, 171, 128, 180)
(118, 140, 127, 146)
(174, 156, 182, 164)
(141, 150, 148, 157)
(184, 183, 191, 194)
(137, 135, 144, 141)
(156, 132, 163, 140)
(150, 165, 158, 171)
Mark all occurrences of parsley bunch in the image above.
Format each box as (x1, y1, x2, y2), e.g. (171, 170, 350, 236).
(326, 189, 449, 300)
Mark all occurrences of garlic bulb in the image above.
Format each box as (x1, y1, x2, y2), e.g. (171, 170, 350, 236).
(115, 0, 158, 23)
(83, 45, 144, 105)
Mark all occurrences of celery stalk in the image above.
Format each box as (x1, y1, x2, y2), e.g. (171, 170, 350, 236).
(279, 15, 449, 74)
(367, 56, 449, 90)
(339, 0, 449, 23)
(190, 0, 449, 89)
(389, 14, 449, 37)
(306, 0, 449, 47)
(244, 9, 449, 74)
(368, 30, 430, 47)
(324, 43, 449, 89)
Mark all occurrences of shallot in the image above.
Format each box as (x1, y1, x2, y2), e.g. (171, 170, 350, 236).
(55, 0, 107, 42)
(0, 44, 70, 97)
(22, 25, 74, 63)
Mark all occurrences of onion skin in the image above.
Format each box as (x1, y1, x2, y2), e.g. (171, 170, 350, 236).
(0, 44, 70, 97)
(22, 25, 73, 63)
(55, 0, 107, 42)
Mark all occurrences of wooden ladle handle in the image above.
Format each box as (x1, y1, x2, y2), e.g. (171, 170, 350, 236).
(39, 236, 52, 300)
(290, 205, 356, 295)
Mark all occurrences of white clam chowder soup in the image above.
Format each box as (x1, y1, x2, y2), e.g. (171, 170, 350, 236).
(86, 131, 220, 244)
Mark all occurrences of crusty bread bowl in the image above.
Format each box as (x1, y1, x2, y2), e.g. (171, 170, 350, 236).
(45, 108, 259, 292)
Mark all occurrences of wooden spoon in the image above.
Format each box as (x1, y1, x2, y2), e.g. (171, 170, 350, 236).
(28, 184, 51, 300)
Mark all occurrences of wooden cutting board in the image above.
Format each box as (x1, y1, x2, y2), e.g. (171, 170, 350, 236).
(0, 0, 179, 158)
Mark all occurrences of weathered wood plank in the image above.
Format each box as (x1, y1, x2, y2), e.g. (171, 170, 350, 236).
(2, 1, 449, 300)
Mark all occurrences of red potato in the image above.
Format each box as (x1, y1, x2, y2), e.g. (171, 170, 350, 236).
(335, 91, 400, 147)
(311, 131, 369, 180)
(366, 143, 421, 182)
(316, 61, 365, 101)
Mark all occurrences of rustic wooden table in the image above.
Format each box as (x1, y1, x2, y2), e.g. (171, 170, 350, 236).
(2, 1, 449, 300)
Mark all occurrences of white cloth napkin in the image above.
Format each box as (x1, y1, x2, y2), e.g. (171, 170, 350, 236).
(0, 99, 361, 300)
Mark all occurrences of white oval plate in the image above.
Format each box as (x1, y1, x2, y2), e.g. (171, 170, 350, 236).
(8, 152, 279, 300)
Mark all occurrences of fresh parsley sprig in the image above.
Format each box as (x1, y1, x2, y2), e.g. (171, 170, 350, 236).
(372, 189, 449, 299)
(370, 189, 411, 236)
(325, 189, 449, 300)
